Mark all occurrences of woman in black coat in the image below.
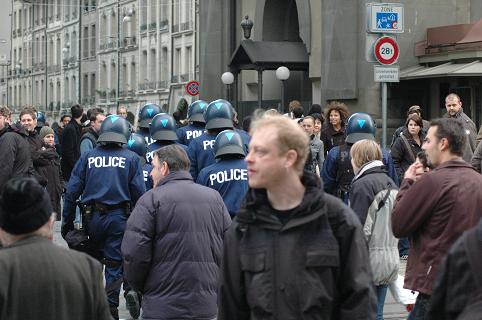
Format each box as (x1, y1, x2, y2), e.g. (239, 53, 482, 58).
(390, 114, 425, 184)
(320, 101, 349, 155)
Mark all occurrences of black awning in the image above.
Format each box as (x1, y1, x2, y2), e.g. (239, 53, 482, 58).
(229, 40, 309, 71)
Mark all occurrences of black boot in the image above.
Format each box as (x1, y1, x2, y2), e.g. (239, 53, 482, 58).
(125, 291, 141, 319)
(109, 306, 119, 320)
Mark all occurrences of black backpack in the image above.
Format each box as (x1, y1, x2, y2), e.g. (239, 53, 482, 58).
(457, 227, 482, 320)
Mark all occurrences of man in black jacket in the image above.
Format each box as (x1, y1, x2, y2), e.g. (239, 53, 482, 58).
(0, 107, 33, 193)
(61, 104, 84, 181)
(218, 113, 376, 320)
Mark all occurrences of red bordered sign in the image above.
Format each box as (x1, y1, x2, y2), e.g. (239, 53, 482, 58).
(186, 81, 200, 96)
(374, 36, 399, 65)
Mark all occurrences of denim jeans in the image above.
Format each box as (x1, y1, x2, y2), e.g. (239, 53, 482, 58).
(398, 237, 410, 256)
(376, 284, 388, 320)
(408, 293, 431, 320)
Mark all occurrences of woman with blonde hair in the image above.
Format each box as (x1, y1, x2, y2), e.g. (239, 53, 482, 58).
(349, 139, 399, 320)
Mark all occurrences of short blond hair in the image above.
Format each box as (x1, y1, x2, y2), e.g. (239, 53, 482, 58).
(350, 139, 382, 169)
(250, 114, 309, 175)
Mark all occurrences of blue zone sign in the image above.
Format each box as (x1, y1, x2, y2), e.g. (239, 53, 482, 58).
(367, 3, 404, 34)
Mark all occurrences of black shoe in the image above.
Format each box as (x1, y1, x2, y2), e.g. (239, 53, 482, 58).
(109, 306, 119, 320)
(125, 291, 141, 319)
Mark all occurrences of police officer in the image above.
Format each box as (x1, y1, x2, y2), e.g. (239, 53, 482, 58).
(137, 103, 164, 147)
(146, 113, 188, 165)
(196, 130, 248, 217)
(176, 100, 208, 146)
(188, 99, 234, 181)
(321, 112, 399, 203)
(62, 115, 146, 319)
(127, 132, 153, 190)
(35, 111, 46, 134)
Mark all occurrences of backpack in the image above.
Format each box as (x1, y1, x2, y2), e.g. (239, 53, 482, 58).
(457, 227, 482, 320)
(364, 185, 399, 285)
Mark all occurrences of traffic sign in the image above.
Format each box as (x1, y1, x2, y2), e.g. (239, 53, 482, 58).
(374, 36, 399, 65)
(367, 3, 404, 33)
(185, 80, 199, 96)
(374, 65, 399, 82)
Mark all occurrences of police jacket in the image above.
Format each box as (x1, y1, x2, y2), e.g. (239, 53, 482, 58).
(390, 129, 424, 183)
(322, 144, 399, 200)
(61, 119, 83, 181)
(146, 141, 188, 165)
(0, 124, 33, 192)
(218, 172, 377, 320)
(196, 158, 249, 217)
(122, 171, 231, 320)
(188, 132, 217, 181)
(63, 145, 146, 224)
(176, 122, 204, 146)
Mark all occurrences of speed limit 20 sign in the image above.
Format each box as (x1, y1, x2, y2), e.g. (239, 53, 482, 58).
(374, 36, 399, 65)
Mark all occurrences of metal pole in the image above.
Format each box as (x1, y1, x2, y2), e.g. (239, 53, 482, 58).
(381, 82, 387, 148)
(280, 80, 286, 113)
(117, 0, 120, 109)
(234, 71, 238, 110)
(78, 1, 82, 104)
(257, 69, 262, 108)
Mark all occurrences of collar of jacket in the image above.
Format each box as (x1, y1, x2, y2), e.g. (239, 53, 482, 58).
(236, 171, 327, 230)
(158, 170, 193, 187)
(445, 108, 465, 119)
(2, 235, 50, 249)
(431, 159, 476, 172)
(86, 127, 100, 139)
(353, 160, 385, 181)
(325, 124, 345, 136)
(8, 123, 28, 137)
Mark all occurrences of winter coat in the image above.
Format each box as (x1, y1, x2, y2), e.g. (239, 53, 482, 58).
(309, 135, 324, 175)
(61, 119, 83, 181)
(0, 124, 33, 192)
(122, 171, 231, 320)
(392, 160, 482, 295)
(470, 141, 482, 173)
(0, 236, 111, 320)
(444, 109, 477, 162)
(321, 124, 346, 155)
(218, 172, 377, 320)
(390, 129, 424, 183)
(35, 144, 63, 216)
(349, 162, 399, 285)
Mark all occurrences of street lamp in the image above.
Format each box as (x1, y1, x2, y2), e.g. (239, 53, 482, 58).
(221, 71, 234, 102)
(275, 66, 290, 113)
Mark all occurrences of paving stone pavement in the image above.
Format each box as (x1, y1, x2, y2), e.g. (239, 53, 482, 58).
(53, 221, 410, 319)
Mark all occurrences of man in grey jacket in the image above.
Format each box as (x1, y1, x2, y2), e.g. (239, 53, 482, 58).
(122, 144, 231, 320)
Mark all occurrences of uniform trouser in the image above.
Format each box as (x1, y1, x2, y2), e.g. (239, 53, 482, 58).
(88, 209, 128, 307)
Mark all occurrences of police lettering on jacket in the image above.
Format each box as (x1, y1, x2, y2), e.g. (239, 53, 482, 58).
(187, 129, 203, 141)
(209, 168, 247, 185)
(87, 156, 126, 168)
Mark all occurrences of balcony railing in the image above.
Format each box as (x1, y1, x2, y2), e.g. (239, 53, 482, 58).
(90, 49, 96, 57)
(140, 24, 147, 33)
(180, 73, 192, 82)
(172, 24, 179, 33)
(122, 36, 137, 48)
(159, 19, 169, 31)
(149, 22, 157, 31)
(171, 74, 179, 83)
(47, 65, 61, 73)
(81, 96, 95, 105)
(180, 20, 193, 32)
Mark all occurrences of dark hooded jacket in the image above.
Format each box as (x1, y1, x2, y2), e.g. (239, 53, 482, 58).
(122, 171, 231, 320)
(321, 124, 346, 155)
(61, 118, 83, 181)
(390, 129, 424, 183)
(35, 144, 64, 216)
(218, 172, 377, 320)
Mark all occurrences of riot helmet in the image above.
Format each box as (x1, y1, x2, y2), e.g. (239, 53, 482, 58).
(127, 133, 148, 158)
(149, 113, 178, 141)
(345, 112, 376, 144)
(204, 99, 234, 130)
(213, 129, 246, 159)
(138, 103, 164, 129)
(36, 111, 46, 128)
(188, 100, 208, 123)
(97, 115, 131, 144)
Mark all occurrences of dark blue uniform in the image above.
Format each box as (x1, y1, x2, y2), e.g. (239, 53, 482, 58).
(63, 145, 145, 308)
(143, 163, 153, 190)
(176, 123, 205, 146)
(321, 144, 399, 203)
(187, 132, 218, 181)
(235, 128, 250, 152)
(145, 141, 188, 165)
(196, 159, 248, 217)
(137, 128, 155, 146)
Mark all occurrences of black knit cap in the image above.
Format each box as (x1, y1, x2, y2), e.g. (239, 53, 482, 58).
(0, 177, 52, 235)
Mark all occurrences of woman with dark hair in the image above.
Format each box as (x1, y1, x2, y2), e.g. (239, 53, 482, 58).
(320, 101, 349, 154)
(311, 113, 324, 140)
(390, 113, 425, 183)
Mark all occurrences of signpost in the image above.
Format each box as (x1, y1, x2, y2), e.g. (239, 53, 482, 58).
(367, 3, 404, 147)
(185, 80, 200, 96)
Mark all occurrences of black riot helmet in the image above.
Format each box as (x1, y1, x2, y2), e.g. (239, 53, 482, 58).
(149, 113, 178, 141)
(345, 112, 376, 144)
(213, 129, 246, 159)
(127, 133, 148, 158)
(36, 111, 46, 128)
(138, 103, 164, 129)
(188, 100, 208, 123)
(204, 99, 234, 130)
(97, 115, 131, 145)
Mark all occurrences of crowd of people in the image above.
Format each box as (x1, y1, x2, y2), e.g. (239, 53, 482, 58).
(0, 93, 481, 320)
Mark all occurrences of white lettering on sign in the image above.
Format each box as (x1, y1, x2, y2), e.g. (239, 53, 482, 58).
(209, 169, 248, 185)
(186, 129, 203, 140)
(203, 139, 215, 150)
(87, 156, 126, 168)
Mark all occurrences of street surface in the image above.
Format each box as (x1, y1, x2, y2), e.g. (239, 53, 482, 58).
(53, 221, 409, 320)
